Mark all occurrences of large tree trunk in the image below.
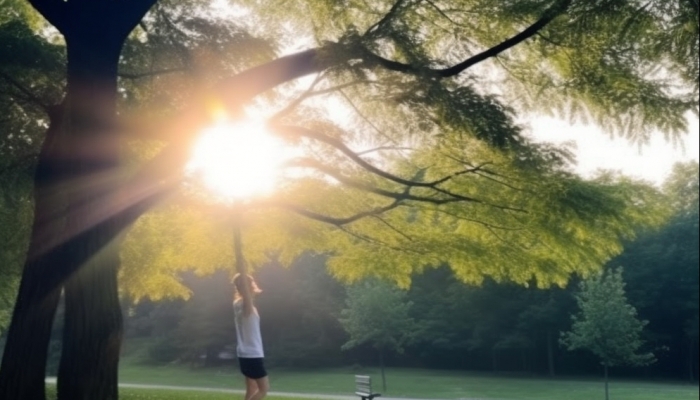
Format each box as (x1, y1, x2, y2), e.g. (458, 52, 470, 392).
(58, 257, 122, 400)
(0, 2, 152, 396)
(55, 29, 125, 400)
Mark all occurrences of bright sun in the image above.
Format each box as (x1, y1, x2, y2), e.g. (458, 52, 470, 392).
(187, 119, 292, 200)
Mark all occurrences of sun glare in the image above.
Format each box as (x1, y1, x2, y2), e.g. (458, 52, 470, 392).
(187, 119, 292, 200)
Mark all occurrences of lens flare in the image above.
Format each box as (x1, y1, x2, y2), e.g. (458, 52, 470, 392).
(187, 120, 291, 200)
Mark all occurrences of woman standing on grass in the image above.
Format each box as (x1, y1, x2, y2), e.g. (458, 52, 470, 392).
(233, 273, 269, 400)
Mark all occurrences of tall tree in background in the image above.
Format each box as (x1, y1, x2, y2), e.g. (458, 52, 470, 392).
(661, 163, 699, 383)
(614, 162, 699, 381)
(0, 0, 697, 399)
(340, 280, 419, 392)
(561, 268, 655, 400)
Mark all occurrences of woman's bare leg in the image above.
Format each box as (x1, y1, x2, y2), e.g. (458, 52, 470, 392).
(245, 377, 258, 400)
(249, 376, 269, 400)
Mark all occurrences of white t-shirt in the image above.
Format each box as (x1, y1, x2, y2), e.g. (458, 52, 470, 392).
(233, 299, 265, 358)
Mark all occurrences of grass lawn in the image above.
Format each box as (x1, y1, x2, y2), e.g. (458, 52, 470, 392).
(46, 386, 317, 400)
(116, 359, 699, 400)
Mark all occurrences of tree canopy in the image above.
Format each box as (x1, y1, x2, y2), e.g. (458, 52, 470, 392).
(561, 268, 655, 368)
(115, 0, 694, 294)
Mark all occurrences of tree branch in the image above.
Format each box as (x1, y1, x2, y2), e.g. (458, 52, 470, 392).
(276, 125, 494, 198)
(338, 90, 399, 145)
(261, 199, 404, 226)
(214, 49, 325, 111)
(473, 169, 531, 193)
(336, 225, 421, 254)
(286, 203, 423, 253)
(429, 162, 493, 186)
(365, 0, 409, 36)
(439, 0, 571, 77)
(420, 205, 526, 231)
(154, 6, 196, 70)
(291, 157, 472, 205)
(276, 125, 424, 187)
(269, 73, 325, 121)
(364, 0, 572, 77)
(356, 146, 414, 156)
(118, 67, 187, 79)
(422, 0, 463, 27)
(373, 215, 414, 241)
(442, 153, 532, 193)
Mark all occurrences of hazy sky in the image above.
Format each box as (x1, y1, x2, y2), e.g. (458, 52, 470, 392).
(529, 116, 699, 185)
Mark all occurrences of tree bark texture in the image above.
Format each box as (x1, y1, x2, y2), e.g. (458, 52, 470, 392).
(58, 256, 122, 400)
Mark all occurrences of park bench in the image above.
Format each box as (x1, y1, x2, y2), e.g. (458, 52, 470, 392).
(354, 375, 381, 400)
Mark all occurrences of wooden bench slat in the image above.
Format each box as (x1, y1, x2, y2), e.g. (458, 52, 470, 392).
(354, 374, 380, 399)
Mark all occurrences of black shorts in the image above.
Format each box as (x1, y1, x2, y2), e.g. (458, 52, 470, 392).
(238, 357, 267, 379)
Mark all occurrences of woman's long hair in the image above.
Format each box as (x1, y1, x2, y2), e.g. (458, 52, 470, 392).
(232, 273, 261, 301)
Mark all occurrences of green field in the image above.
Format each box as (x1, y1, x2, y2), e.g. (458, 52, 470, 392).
(47, 386, 317, 400)
(114, 359, 699, 400)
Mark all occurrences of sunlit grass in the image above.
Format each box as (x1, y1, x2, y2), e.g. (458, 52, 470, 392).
(46, 386, 318, 400)
(44, 346, 698, 400)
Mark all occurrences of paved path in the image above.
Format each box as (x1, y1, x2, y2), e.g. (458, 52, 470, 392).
(46, 378, 483, 400)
